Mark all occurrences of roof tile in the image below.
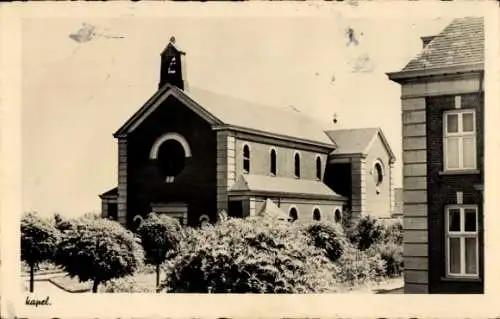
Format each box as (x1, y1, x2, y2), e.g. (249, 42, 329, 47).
(183, 87, 335, 147)
(402, 17, 484, 72)
(325, 128, 379, 155)
(230, 174, 346, 199)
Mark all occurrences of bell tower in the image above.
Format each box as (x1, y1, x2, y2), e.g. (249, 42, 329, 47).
(159, 36, 186, 90)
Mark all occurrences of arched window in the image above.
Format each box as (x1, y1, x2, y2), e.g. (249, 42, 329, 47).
(150, 132, 192, 183)
(334, 209, 342, 223)
(316, 156, 322, 180)
(313, 208, 321, 221)
(373, 160, 384, 186)
(157, 139, 186, 182)
(289, 207, 298, 222)
(270, 149, 277, 176)
(294, 152, 301, 178)
(243, 144, 250, 173)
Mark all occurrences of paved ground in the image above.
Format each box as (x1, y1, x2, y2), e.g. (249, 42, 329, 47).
(24, 272, 73, 295)
(344, 277, 404, 294)
(25, 272, 404, 295)
(376, 287, 404, 294)
(32, 280, 72, 295)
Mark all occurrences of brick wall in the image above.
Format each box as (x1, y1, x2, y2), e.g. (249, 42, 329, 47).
(399, 73, 485, 294)
(126, 96, 218, 227)
(425, 93, 484, 293)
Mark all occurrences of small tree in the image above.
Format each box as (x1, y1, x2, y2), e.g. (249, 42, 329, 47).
(352, 215, 385, 251)
(21, 212, 60, 292)
(55, 217, 144, 293)
(136, 213, 182, 289)
(301, 221, 348, 262)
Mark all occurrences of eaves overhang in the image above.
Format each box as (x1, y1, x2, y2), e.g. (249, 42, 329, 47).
(387, 62, 484, 84)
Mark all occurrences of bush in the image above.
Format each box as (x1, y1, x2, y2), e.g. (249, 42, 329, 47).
(334, 245, 386, 287)
(53, 213, 77, 233)
(21, 212, 60, 292)
(368, 242, 404, 277)
(382, 220, 403, 245)
(53, 213, 104, 233)
(162, 218, 339, 293)
(340, 209, 357, 241)
(55, 217, 144, 292)
(136, 213, 183, 288)
(100, 275, 156, 293)
(350, 215, 385, 251)
(301, 221, 348, 262)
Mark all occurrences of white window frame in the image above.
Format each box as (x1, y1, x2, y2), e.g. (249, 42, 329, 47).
(443, 109, 477, 171)
(445, 205, 479, 278)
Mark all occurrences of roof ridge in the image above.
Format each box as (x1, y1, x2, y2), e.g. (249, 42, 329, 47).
(325, 127, 380, 133)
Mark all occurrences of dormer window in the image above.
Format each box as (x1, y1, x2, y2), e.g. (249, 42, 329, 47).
(243, 144, 250, 174)
(270, 148, 277, 176)
(294, 152, 301, 178)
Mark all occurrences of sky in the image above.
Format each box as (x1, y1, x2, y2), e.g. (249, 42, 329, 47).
(21, 12, 457, 218)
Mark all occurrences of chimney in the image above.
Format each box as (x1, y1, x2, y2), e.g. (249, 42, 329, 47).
(159, 36, 187, 90)
(421, 35, 436, 48)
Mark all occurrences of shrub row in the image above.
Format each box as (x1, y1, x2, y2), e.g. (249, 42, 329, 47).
(22, 211, 403, 294)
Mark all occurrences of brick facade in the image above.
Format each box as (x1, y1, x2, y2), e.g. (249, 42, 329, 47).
(126, 96, 218, 227)
(425, 93, 484, 293)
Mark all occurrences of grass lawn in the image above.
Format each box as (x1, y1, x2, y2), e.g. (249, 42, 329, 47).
(21, 262, 64, 277)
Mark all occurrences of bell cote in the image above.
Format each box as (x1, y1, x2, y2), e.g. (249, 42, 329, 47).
(159, 36, 187, 90)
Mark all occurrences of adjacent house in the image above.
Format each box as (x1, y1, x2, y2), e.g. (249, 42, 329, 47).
(100, 36, 396, 229)
(388, 17, 484, 294)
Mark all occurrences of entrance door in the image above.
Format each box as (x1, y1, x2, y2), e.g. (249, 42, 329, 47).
(228, 201, 244, 218)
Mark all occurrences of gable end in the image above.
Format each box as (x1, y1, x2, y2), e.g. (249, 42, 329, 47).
(364, 129, 396, 163)
(113, 85, 223, 138)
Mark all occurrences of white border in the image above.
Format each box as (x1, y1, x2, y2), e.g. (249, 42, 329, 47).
(1, 2, 499, 318)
